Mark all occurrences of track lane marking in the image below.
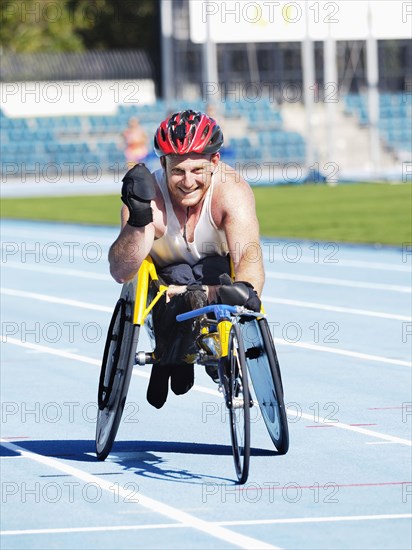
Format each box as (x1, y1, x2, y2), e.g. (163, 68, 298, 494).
(266, 272, 411, 293)
(365, 441, 400, 445)
(0, 232, 114, 246)
(0, 524, 181, 536)
(263, 296, 411, 321)
(1, 288, 112, 312)
(4, 286, 409, 322)
(1, 338, 102, 365)
(0, 243, 109, 262)
(262, 255, 411, 272)
(2, 231, 411, 272)
(273, 339, 411, 368)
(2, 232, 409, 272)
(2, 513, 411, 536)
(3, 262, 411, 292)
(2, 290, 410, 367)
(235, 481, 411, 491)
(189, 378, 412, 446)
(0, 439, 279, 550)
(219, 513, 412, 526)
(2, 331, 410, 370)
(2, 338, 411, 446)
(1, 262, 110, 280)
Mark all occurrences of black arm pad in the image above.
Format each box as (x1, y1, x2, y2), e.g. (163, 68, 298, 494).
(218, 278, 262, 312)
(121, 163, 156, 201)
(121, 163, 156, 227)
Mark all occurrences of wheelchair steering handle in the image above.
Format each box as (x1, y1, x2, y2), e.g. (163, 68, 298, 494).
(176, 304, 263, 323)
(176, 304, 240, 322)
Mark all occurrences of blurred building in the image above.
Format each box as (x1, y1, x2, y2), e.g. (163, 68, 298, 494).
(1, 0, 411, 187)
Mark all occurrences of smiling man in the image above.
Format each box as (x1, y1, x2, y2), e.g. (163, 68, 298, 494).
(109, 110, 264, 408)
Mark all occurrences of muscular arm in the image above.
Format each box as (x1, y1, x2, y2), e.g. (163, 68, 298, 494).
(108, 205, 155, 283)
(219, 173, 265, 296)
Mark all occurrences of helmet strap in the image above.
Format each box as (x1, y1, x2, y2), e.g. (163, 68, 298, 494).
(182, 206, 190, 252)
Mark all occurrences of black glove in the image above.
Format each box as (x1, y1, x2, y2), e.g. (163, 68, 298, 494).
(121, 163, 156, 227)
(218, 274, 262, 312)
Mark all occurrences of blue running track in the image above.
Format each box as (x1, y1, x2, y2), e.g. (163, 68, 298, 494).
(1, 219, 411, 549)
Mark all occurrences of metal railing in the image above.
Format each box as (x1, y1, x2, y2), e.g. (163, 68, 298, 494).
(0, 50, 154, 82)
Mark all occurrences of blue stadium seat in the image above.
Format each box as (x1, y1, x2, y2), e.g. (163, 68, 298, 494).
(1, 103, 309, 173)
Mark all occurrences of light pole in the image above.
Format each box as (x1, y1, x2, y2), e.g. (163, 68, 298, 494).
(160, 0, 174, 110)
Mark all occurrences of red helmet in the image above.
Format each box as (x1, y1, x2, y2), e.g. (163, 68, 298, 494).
(154, 110, 224, 157)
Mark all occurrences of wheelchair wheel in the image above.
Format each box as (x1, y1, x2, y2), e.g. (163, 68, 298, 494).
(227, 324, 251, 484)
(240, 318, 289, 454)
(95, 279, 139, 460)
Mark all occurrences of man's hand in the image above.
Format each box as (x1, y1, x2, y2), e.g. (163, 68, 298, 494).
(121, 163, 156, 227)
(218, 275, 262, 312)
(234, 281, 262, 312)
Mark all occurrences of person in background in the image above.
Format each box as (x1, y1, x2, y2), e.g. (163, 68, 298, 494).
(122, 117, 149, 168)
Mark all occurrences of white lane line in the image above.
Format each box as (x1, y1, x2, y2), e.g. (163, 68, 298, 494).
(1, 338, 101, 366)
(2, 262, 110, 280)
(263, 255, 411, 273)
(0, 243, 109, 262)
(3, 264, 411, 293)
(273, 339, 412, 368)
(0, 439, 279, 550)
(219, 513, 412, 526)
(3, 265, 411, 299)
(2, 299, 409, 370)
(2, 285, 410, 332)
(185, 380, 412, 447)
(295, 417, 412, 447)
(266, 272, 411, 293)
(365, 441, 399, 445)
(2, 337, 411, 447)
(3, 287, 410, 328)
(3, 244, 409, 273)
(1, 524, 182, 536)
(2, 230, 409, 272)
(263, 296, 411, 322)
(0, 228, 115, 246)
(3, 513, 411, 536)
(324, 259, 410, 272)
(7, 286, 409, 322)
(0, 288, 112, 313)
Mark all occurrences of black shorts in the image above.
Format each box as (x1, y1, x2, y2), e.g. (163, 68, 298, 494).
(150, 254, 231, 365)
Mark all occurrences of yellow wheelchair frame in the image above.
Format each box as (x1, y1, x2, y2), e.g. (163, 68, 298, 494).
(95, 257, 289, 484)
(133, 257, 234, 361)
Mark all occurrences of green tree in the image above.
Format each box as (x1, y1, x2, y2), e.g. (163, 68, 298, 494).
(0, 0, 159, 53)
(70, 0, 159, 51)
(69, 0, 160, 81)
(0, 0, 88, 52)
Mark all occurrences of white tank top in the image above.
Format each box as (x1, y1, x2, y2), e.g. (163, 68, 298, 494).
(150, 168, 229, 268)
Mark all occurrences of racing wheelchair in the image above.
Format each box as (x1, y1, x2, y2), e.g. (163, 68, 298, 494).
(95, 257, 289, 484)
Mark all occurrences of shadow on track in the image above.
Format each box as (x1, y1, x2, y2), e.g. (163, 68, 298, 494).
(1, 439, 280, 485)
(1, 439, 278, 458)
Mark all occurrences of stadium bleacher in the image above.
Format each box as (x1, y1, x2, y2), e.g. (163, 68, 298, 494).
(343, 93, 412, 160)
(1, 99, 307, 178)
(4, 92, 410, 179)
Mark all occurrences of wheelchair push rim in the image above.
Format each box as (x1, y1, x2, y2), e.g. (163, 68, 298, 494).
(95, 280, 139, 461)
(240, 317, 289, 454)
(227, 324, 251, 484)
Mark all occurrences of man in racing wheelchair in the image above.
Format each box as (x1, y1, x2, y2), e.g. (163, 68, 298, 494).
(109, 110, 264, 409)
